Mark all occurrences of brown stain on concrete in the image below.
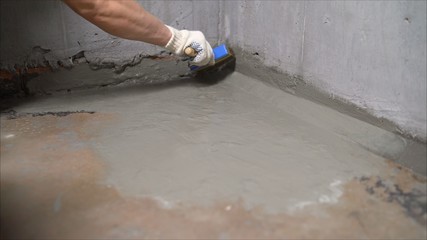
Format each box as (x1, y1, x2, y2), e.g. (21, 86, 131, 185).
(1, 113, 111, 238)
(385, 159, 427, 191)
(1, 112, 426, 239)
(0, 66, 52, 81)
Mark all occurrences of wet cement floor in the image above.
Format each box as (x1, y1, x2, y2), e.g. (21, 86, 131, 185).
(1, 72, 426, 239)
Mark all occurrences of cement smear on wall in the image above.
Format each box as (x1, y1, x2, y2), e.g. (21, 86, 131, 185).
(0, 51, 189, 99)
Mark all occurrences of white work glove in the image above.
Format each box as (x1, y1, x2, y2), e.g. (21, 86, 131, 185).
(164, 25, 214, 67)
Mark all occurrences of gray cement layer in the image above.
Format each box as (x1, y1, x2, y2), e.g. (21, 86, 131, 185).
(8, 72, 416, 213)
(7, 58, 425, 175)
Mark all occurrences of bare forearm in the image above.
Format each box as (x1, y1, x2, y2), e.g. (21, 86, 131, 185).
(63, 0, 171, 46)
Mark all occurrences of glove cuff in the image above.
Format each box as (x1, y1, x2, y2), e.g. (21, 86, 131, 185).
(164, 25, 186, 54)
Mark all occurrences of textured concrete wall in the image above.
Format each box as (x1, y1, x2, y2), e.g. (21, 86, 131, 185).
(0, 0, 220, 69)
(221, 1, 426, 140)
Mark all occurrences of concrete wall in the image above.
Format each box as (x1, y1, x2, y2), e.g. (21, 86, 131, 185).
(0, 0, 220, 69)
(221, 1, 426, 141)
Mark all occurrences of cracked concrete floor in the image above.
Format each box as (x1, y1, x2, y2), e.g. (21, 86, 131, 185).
(1, 72, 426, 239)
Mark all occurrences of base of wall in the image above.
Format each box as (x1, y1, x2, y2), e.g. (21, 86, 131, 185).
(1, 49, 425, 175)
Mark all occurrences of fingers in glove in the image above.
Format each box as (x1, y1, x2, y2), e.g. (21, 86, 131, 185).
(189, 41, 214, 66)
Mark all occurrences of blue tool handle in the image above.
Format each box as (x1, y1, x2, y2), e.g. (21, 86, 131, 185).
(190, 44, 229, 71)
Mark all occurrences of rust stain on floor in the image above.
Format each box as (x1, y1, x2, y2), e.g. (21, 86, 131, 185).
(1, 112, 426, 239)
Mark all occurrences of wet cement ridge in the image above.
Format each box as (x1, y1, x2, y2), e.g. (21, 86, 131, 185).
(233, 47, 426, 144)
(1, 109, 95, 119)
(359, 176, 427, 225)
(0, 49, 178, 98)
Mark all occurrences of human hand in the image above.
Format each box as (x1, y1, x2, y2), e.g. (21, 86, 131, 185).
(164, 26, 214, 67)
